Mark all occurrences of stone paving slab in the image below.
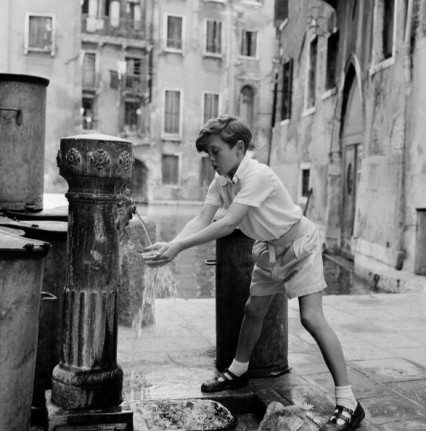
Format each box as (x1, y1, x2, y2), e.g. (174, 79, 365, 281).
(115, 293, 426, 430)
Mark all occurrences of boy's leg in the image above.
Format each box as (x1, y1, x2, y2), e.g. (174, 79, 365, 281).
(234, 294, 275, 362)
(201, 294, 274, 392)
(298, 291, 349, 386)
(299, 292, 364, 430)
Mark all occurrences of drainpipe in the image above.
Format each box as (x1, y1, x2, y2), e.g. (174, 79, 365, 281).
(396, 0, 414, 270)
(267, 70, 278, 166)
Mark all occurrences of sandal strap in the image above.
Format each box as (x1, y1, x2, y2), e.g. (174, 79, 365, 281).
(329, 405, 354, 424)
(216, 368, 238, 381)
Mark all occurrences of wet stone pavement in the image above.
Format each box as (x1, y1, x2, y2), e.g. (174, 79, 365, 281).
(117, 292, 426, 430)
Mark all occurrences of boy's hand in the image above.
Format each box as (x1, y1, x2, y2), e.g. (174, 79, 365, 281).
(142, 241, 182, 267)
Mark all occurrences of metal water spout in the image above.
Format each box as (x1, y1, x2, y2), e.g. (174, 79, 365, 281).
(50, 134, 134, 428)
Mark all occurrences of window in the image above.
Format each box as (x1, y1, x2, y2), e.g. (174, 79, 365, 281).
(166, 15, 183, 51)
(306, 36, 318, 109)
(82, 96, 95, 130)
(206, 20, 222, 55)
(240, 86, 254, 129)
(240, 30, 257, 58)
(25, 14, 55, 55)
(203, 93, 219, 125)
(126, 0, 142, 30)
(382, 0, 395, 59)
(82, 0, 111, 17)
(275, 0, 288, 25)
(162, 155, 179, 185)
(164, 89, 182, 136)
(325, 30, 339, 91)
(281, 59, 293, 121)
(301, 169, 311, 197)
(125, 57, 141, 89)
(124, 101, 140, 133)
(372, 0, 396, 68)
(82, 52, 97, 89)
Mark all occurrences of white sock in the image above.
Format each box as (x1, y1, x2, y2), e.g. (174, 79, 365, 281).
(228, 358, 249, 377)
(335, 385, 357, 411)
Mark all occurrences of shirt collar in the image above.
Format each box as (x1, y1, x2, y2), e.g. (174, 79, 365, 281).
(219, 154, 251, 186)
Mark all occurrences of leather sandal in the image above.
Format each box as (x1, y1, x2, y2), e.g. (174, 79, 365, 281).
(320, 401, 365, 430)
(201, 368, 249, 393)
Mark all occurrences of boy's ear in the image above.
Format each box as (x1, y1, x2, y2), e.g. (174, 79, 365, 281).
(236, 140, 245, 153)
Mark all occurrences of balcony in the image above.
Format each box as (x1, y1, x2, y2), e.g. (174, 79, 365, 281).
(82, 14, 146, 39)
(109, 71, 150, 101)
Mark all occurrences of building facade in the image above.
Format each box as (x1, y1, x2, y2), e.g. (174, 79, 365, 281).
(134, 0, 277, 203)
(1, 0, 277, 205)
(271, 0, 426, 287)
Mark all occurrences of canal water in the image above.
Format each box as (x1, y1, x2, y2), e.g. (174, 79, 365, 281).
(136, 204, 372, 299)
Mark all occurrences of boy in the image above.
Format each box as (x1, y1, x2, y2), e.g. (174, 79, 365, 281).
(144, 116, 365, 431)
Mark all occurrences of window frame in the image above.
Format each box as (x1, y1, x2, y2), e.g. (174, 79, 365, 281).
(81, 95, 96, 130)
(24, 13, 56, 56)
(303, 35, 318, 115)
(204, 19, 223, 58)
(82, 50, 98, 90)
(280, 58, 293, 123)
(124, 99, 141, 134)
(324, 29, 339, 93)
(161, 153, 180, 186)
(370, 0, 397, 75)
(165, 14, 184, 53)
(162, 88, 183, 140)
(201, 92, 220, 127)
(298, 162, 312, 207)
(239, 29, 259, 59)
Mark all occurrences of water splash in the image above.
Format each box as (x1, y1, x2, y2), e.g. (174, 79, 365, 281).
(131, 210, 179, 338)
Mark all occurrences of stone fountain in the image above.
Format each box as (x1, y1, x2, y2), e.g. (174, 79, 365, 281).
(48, 134, 135, 430)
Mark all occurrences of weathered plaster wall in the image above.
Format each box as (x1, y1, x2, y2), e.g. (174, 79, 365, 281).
(0, 0, 82, 193)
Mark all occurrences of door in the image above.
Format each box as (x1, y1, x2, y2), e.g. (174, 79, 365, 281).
(339, 65, 364, 259)
(341, 144, 358, 257)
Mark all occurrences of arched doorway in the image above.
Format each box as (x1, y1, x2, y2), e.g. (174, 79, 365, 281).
(339, 65, 364, 259)
(132, 158, 148, 204)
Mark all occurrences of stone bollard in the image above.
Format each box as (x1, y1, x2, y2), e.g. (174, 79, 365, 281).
(215, 229, 289, 377)
(50, 134, 134, 429)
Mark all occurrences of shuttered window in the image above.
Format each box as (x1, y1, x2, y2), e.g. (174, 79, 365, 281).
(164, 90, 181, 135)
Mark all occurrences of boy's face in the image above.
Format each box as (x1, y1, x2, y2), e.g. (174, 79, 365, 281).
(206, 136, 244, 178)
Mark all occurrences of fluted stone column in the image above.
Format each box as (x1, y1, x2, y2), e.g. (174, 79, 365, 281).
(52, 134, 134, 410)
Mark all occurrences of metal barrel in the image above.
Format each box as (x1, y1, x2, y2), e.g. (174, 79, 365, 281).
(0, 229, 50, 431)
(215, 229, 289, 377)
(0, 73, 49, 212)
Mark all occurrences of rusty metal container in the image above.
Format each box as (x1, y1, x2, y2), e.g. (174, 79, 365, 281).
(0, 229, 50, 431)
(2, 220, 68, 422)
(0, 73, 49, 212)
(215, 229, 289, 377)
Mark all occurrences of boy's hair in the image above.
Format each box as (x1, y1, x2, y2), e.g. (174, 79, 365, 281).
(195, 115, 252, 153)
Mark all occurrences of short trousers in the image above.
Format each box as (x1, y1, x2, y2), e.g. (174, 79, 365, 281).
(250, 216, 327, 299)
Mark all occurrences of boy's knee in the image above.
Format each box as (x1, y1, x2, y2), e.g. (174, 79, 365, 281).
(300, 310, 325, 331)
(244, 296, 269, 320)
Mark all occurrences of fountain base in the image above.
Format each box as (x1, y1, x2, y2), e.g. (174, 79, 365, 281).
(46, 390, 133, 431)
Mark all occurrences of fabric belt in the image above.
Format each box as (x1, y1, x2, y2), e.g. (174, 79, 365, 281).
(266, 216, 309, 264)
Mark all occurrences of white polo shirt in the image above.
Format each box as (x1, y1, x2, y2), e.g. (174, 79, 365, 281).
(205, 155, 303, 241)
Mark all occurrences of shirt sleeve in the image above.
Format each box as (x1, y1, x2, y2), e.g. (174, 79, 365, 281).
(204, 177, 223, 207)
(233, 167, 275, 208)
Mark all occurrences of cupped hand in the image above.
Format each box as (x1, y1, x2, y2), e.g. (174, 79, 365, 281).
(142, 241, 182, 267)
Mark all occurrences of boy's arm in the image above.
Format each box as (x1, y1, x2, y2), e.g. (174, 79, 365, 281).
(173, 203, 219, 241)
(145, 202, 250, 266)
